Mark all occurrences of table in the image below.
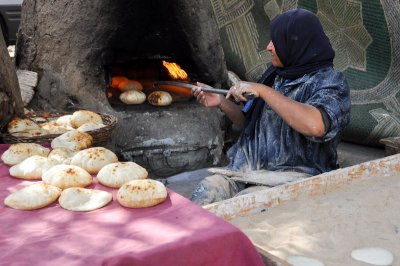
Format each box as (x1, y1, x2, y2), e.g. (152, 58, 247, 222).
(0, 144, 264, 266)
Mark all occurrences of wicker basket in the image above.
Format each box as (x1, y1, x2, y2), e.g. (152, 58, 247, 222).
(1, 112, 118, 145)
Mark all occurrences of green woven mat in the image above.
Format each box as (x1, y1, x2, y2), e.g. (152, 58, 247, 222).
(210, 0, 400, 146)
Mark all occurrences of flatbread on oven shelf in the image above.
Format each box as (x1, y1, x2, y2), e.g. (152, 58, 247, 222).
(119, 89, 146, 104)
(147, 91, 172, 106)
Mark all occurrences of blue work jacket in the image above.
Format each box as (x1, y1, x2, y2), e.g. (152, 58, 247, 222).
(227, 67, 351, 176)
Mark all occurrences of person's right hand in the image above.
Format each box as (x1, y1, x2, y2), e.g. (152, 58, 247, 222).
(192, 82, 224, 108)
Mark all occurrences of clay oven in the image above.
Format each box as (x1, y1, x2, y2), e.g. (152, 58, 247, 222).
(15, 0, 229, 178)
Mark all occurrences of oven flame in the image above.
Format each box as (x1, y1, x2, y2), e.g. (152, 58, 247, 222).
(162, 61, 188, 80)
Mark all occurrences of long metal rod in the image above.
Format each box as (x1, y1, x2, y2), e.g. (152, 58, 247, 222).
(155, 80, 228, 95)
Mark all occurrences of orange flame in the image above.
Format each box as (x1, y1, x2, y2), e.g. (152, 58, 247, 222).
(162, 61, 188, 80)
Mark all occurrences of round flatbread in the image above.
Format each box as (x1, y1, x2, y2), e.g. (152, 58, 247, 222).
(71, 110, 103, 128)
(147, 91, 172, 106)
(119, 90, 146, 104)
(7, 117, 40, 133)
(287, 256, 325, 266)
(59, 187, 112, 212)
(1, 143, 50, 166)
(76, 122, 105, 132)
(9, 155, 58, 180)
(4, 183, 62, 210)
(11, 128, 47, 137)
(47, 147, 77, 164)
(40, 120, 69, 134)
(97, 162, 148, 188)
(70, 147, 118, 174)
(42, 164, 93, 189)
(56, 115, 74, 129)
(51, 130, 93, 151)
(117, 179, 167, 208)
(351, 247, 394, 266)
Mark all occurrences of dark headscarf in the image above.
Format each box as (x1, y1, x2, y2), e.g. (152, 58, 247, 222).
(243, 8, 335, 137)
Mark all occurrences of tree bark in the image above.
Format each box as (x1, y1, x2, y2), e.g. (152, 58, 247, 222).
(0, 29, 24, 131)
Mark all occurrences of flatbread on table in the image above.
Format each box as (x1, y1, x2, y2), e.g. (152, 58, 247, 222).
(70, 147, 118, 174)
(42, 164, 93, 189)
(9, 155, 57, 180)
(58, 187, 112, 212)
(117, 179, 167, 208)
(47, 147, 77, 164)
(97, 161, 148, 188)
(1, 143, 50, 166)
(4, 183, 62, 210)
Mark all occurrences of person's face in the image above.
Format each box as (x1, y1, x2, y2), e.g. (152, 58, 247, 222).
(266, 41, 284, 68)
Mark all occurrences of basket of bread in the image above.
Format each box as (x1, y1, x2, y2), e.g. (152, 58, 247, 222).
(2, 135, 168, 211)
(1, 110, 118, 145)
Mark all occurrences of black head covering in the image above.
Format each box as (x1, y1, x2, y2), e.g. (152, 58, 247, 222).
(243, 8, 334, 137)
(270, 8, 335, 79)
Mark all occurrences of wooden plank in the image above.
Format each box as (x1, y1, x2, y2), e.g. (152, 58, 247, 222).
(204, 153, 400, 221)
(254, 244, 292, 266)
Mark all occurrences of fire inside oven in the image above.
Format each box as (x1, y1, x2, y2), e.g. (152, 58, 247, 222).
(107, 59, 197, 109)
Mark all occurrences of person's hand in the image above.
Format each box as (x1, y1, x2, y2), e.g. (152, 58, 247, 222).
(193, 82, 223, 108)
(226, 81, 259, 102)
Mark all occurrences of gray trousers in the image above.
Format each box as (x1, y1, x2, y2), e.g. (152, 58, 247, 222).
(166, 168, 311, 206)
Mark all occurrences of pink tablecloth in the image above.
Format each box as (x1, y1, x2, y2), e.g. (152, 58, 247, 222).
(0, 144, 264, 266)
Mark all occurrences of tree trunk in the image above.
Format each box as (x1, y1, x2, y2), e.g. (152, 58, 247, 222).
(0, 29, 24, 132)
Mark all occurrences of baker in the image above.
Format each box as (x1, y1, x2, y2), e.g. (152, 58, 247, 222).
(187, 8, 351, 205)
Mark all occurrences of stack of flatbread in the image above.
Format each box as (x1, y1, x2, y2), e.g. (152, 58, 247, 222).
(6, 110, 106, 138)
(2, 142, 168, 211)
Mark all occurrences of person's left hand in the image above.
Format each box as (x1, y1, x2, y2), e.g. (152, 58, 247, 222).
(226, 81, 259, 102)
